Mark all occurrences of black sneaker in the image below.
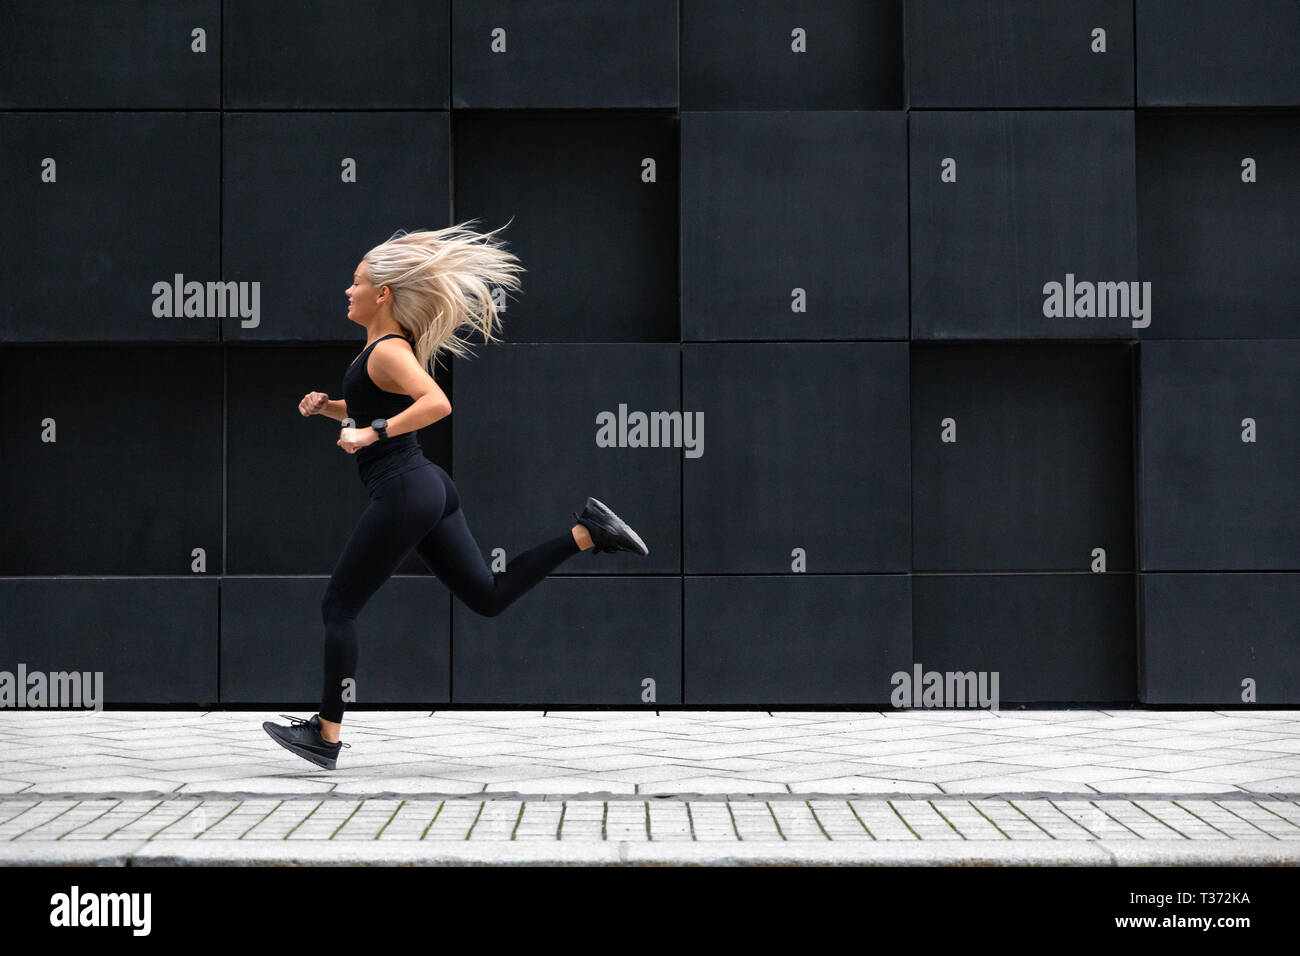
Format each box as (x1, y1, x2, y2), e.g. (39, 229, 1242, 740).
(262, 713, 350, 770)
(573, 496, 649, 555)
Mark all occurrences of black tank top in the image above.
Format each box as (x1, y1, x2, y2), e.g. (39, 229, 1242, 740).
(342, 332, 426, 494)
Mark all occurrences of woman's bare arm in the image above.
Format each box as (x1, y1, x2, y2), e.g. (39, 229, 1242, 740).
(365, 340, 452, 436)
(298, 391, 347, 421)
(319, 398, 348, 422)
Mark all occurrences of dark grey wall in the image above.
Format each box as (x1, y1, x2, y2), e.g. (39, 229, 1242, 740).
(1, 1, 1296, 707)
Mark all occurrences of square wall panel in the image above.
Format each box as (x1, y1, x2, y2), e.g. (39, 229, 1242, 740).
(683, 343, 911, 573)
(0, 112, 219, 341)
(682, 111, 908, 341)
(453, 114, 679, 342)
(1139, 341, 1300, 570)
(224, 0, 449, 108)
(906, 0, 1133, 107)
(222, 111, 449, 342)
(451, 344, 680, 574)
(220, 577, 449, 705)
(685, 575, 911, 705)
(681, 0, 903, 109)
(0, 1, 219, 108)
(913, 573, 1136, 704)
(912, 344, 1134, 572)
(1135, 114, 1300, 338)
(452, 576, 680, 704)
(0, 579, 218, 704)
(909, 110, 1138, 340)
(1141, 573, 1300, 705)
(1137, 0, 1300, 106)
(0, 346, 221, 575)
(452, 0, 675, 108)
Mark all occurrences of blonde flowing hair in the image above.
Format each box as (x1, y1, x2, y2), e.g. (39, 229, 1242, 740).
(362, 219, 525, 375)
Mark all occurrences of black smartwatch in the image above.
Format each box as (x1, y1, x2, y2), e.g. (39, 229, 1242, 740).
(371, 418, 388, 441)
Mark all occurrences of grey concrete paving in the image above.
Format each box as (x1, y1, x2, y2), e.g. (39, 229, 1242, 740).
(1, 708, 1297, 865)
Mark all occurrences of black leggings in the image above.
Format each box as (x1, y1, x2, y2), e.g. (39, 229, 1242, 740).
(319, 460, 581, 722)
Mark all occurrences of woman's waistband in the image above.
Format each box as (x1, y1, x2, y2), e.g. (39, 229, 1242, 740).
(358, 442, 429, 496)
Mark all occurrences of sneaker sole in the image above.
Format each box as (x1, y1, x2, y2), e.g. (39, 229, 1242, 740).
(262, 722, 338, 770)
(586, 497, 649, 555)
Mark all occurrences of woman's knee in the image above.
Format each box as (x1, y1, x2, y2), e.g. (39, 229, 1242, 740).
(321, 589, 352, 626)
(464, 587, 506, 618)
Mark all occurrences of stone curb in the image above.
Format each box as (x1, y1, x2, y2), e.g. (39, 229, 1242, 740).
(4, 790, 1298, 802)
(3, 839, 1298, 867)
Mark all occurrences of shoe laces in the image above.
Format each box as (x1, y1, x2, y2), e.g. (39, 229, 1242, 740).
(279, 714, 351, 749)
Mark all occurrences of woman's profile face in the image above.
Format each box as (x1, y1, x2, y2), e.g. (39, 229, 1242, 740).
(346, 259, 388, 324)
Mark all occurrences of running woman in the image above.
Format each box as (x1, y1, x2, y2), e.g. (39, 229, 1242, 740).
(263, 222, 648, 769)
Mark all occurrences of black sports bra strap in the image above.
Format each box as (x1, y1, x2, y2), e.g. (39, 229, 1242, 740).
(368, 332, 410, 350)
(351, 332, 411, 368)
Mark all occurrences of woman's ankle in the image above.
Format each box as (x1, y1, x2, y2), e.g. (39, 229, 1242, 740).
(318, 715, 342, 743)
(572, 523, 594, 550)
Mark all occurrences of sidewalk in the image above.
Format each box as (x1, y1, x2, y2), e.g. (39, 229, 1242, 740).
(1, 708, 1298, 865)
